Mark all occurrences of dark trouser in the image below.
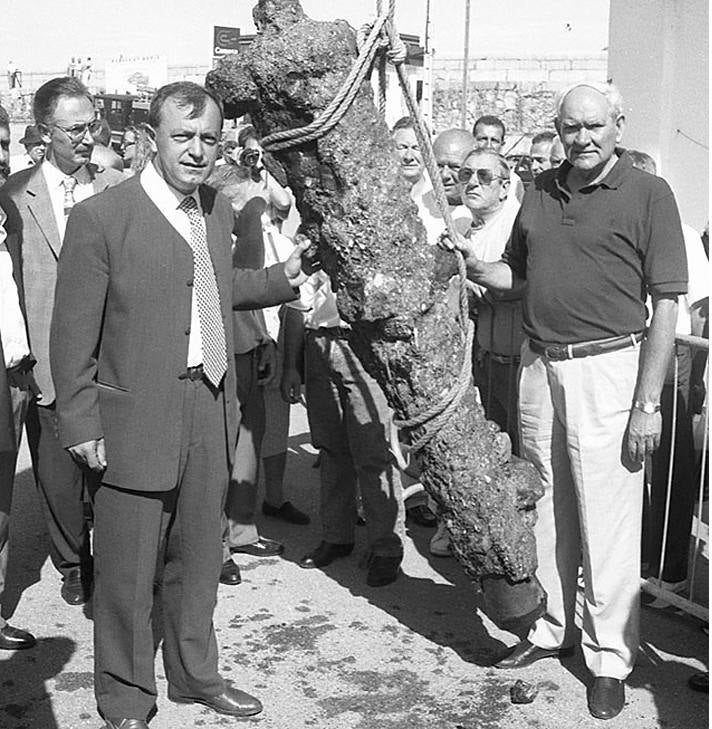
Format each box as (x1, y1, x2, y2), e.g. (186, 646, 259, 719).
(93, 377, 227, 720)
(473, 347, 521, 457)
(304, 330, 403, 557)
(25, 400, 91, 580)
(643, 347, 697, 583)
(223, 350, 265, 555)
(0, 379, 31, 628)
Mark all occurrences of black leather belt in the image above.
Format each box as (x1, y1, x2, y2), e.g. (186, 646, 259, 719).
(529, 332, 644, 361)
(179, 364, 205, 381)
(308, 326, 351, 340)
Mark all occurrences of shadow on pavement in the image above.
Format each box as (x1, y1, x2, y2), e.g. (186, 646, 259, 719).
(0, 635, 77, 729)
(2, 466, 52, 625)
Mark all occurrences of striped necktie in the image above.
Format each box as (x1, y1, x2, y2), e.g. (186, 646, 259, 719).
(62, 175, 77, 218)
(177, 196, 228, 388)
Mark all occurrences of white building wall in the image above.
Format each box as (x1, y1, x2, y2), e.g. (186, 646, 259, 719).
(608, 0, 709, 232)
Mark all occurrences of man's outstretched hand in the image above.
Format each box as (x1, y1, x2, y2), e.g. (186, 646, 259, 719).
(284, 234, 320, 288)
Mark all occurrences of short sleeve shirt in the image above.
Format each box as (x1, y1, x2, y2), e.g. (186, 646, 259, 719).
(503, 151, 688, 344)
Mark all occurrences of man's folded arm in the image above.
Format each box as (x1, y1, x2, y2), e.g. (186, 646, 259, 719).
(50, 204, 109, 449)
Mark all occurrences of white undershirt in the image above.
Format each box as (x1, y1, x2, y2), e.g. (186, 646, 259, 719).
(140, 162, 204, 367)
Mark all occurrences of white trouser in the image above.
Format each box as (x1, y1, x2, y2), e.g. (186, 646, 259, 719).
(519, 341, 644, 679)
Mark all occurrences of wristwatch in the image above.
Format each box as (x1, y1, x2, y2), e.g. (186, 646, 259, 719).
(633, 400, 661, 414)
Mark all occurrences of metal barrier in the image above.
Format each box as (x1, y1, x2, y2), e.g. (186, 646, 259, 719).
(641, 333, 709, 621)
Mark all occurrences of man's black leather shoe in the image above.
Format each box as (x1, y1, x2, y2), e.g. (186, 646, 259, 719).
(219, 559, 241, 585)
(366, 555, 401, 587)
(231, 536, 284, 557)
(262, 500, 311, 525)
(104, 720, 149, 729)
(61, 567, 90, 606)
(0, 624, 36, 650)
(588, 677, 625, 720)
(169, 686, 263, 717)
(298, 541, 354, 569)
(494, 639, 574, 669)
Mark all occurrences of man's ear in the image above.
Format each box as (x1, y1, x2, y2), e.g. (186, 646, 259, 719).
(37, 124, 52, 145)
(499, 178, 510, 202)
(614, 114, 626, 143)
(144, 125, 158, 153)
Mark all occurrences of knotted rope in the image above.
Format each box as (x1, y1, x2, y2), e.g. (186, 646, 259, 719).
(262, 3, 475, 453)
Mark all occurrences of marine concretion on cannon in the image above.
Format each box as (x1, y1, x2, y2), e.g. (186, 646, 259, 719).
(207, 0, 543, 589)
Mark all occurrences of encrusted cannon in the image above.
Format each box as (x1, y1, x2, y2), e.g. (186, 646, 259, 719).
(206, 0, 543, 588)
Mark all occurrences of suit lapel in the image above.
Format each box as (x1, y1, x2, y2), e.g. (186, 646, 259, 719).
(200, 185, 230, 306)
(25, 168, 61, 259)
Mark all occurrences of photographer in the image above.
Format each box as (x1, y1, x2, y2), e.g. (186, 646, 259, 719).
(210, 124, 291, 226)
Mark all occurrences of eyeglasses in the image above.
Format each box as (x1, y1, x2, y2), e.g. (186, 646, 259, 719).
(457, 167, 504, 186)
(52, 119, 104, 142)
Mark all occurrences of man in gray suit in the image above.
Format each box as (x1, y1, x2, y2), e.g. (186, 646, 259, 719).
(50, 82, 309, 728)
(0, 77, 123, 606)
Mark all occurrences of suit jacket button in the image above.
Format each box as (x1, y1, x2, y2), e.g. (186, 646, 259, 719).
(187, 279, 194, 287)
(185, 326, 191, 335)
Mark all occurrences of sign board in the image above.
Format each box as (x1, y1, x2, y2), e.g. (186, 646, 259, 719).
(213, 26, 241, 57)
(105, 55, 167, 95)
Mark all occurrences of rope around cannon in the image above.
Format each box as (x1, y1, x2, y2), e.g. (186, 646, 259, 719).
(262, 2, 475, 453)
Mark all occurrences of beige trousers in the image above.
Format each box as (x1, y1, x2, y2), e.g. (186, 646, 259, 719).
(519, 341, 644, 679)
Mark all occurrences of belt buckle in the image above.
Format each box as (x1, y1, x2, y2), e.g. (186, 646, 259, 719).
(544, 344, 567, 361)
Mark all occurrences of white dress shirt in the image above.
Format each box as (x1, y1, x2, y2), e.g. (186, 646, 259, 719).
(42, 159, 95, 241)
(0, 210, 31, 367)
(289, 270, 348, 330)
(141, 162, 205, 367)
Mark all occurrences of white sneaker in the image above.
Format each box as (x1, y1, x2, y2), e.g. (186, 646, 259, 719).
(429, 521, 452, 557)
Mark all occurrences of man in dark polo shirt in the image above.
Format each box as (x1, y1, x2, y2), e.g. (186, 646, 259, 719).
(449, 82, 687, 720)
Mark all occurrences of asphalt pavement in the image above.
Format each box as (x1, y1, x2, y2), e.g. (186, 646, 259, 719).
(0, 404, 708, 729)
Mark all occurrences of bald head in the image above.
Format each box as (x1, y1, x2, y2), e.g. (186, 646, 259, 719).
(433, 128, 476, 204)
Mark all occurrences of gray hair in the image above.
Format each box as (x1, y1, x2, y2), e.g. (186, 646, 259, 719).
(554, 81, 624, 120)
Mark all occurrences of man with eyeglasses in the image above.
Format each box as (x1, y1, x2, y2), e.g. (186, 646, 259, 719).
(451, 82, 687, 720)
(0, 77, 123, 608)
(456, 150, 524, 455)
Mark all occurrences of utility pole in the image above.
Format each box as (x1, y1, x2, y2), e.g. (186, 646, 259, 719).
(461, 0, 471, 129)
(421, 0, 433, 129)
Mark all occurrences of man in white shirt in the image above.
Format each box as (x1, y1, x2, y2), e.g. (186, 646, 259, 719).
(0, 77, 123, 608)
(281, 271, 405, 586)
(0, 207, 37, 651)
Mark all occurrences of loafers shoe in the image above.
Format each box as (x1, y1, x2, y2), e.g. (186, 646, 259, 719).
(406, 504, 437, 527)
(169, 685, 263, 717)
(0, 624, 36, 650)
(262, 500, 311, 525)
(366, 555, 401, 587)
(104, 720, 149, 729)
(61, 567, 90, 606)
(494, 639, 574, 669)
(588, 677, 625, 720)
(299, 541, 354, 569)
(231, 536, 284, 557)
(219, 559, 241, 585)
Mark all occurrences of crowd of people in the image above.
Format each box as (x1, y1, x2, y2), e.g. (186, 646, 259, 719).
(0, 68, 707, 729)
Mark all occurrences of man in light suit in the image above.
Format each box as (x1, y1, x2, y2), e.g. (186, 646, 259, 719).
(0, 77, 123, 607)
(50, 82, 309, 729)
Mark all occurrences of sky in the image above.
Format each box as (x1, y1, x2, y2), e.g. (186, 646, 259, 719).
(2, 0, 610, 72)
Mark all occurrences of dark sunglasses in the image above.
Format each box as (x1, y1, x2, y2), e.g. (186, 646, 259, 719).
(457, 167, 503, 186)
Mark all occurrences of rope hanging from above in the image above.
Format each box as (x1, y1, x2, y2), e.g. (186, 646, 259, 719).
(261, 1, 476, 453)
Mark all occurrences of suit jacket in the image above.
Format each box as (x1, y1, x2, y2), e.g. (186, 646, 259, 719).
(0, 162, 124, 404)
(49, 175, 296, 492)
